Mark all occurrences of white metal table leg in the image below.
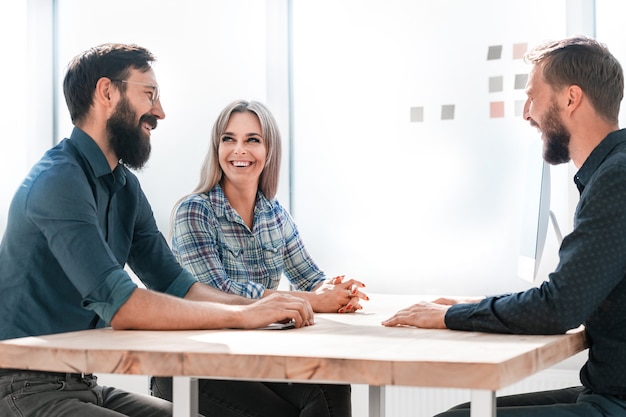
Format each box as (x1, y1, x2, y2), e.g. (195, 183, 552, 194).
(470, 389, 496, 417)
(369, 385, 386, 417)
(172, 376, 199, 417)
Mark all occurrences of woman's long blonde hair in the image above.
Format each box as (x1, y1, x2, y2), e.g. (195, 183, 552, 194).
(169, 100, 282, 237)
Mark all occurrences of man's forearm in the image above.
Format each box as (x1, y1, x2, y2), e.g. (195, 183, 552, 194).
(184, 282, 255, 305)
(110, 287, 242, 330)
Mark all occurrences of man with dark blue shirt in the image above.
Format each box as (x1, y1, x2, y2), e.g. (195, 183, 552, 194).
(0, 43, 313, 417)
(383, 36, 626, 417)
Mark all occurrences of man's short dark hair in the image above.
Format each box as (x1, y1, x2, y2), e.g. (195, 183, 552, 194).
(63, 43, 156, 124)
(525, 36, 624, 124)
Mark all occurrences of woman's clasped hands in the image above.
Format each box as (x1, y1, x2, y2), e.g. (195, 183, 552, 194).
(311, 275, 369, 313)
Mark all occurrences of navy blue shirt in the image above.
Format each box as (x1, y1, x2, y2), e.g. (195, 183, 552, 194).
(0, 127, 196, 340)
(446, 129, 626, 396)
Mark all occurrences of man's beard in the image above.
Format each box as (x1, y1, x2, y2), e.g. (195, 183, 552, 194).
(541, 101, 571, 165)
(107, 97, 157, 170)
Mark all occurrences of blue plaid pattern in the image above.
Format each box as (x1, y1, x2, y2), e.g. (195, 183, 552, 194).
(172, 184, 326, 298)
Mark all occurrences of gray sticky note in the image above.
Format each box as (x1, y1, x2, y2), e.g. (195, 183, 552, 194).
(441, 104, 455, 120)
(515, 73, 528, 89)
(489, 76, 503, 93)
(410, 106, 424, 122)
(487, 45, 502, 60)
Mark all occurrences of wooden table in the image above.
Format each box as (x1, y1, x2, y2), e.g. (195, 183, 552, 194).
(0, 294, 587, 417)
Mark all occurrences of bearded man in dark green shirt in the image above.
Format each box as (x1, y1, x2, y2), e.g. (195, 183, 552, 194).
(0, 43, 313, 417)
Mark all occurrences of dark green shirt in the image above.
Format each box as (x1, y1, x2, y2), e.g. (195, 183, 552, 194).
(446, 129, 626, 396)
(0, 127, 196, 340)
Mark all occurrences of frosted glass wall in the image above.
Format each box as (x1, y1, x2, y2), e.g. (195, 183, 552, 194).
(290, 0, 568, 295)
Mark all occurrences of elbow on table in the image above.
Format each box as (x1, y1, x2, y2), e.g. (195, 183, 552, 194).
(109, 311, 135, 330)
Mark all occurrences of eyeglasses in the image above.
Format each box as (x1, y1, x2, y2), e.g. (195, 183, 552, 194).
(110, 79, 160, 105)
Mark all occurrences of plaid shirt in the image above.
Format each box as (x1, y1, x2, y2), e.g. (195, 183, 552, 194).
(171, 184, 326, 298)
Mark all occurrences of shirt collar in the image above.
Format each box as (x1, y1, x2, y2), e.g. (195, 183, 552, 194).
(69, 126, 127, 187)
(574, 129, 626, 194)
(209, 183, 272, 222)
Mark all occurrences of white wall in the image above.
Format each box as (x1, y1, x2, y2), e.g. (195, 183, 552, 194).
(53, 0, 287, 236)
(0, 0, 603, 297)
(1, 0, 58, 238)
(290, 0, 568, 297)
(0, 1, 28, 236)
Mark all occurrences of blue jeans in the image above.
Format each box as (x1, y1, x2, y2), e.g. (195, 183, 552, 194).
(0, 370, 175, 417)
(435, 386, 626, 417)
(151, 376, 352, 417)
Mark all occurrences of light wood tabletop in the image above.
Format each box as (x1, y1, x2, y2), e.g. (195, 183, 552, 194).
(0, 294, 588, 417)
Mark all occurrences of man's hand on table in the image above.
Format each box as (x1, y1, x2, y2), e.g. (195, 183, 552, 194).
(381, 300, 451, 329)
(382, 296, 484, 329)
(240, 293, 315, 329)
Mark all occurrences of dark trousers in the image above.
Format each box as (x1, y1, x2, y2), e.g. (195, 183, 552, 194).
(0, 370, 174, 417)
(435, 386, 626, 417)
(151, 376, 351, 417)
